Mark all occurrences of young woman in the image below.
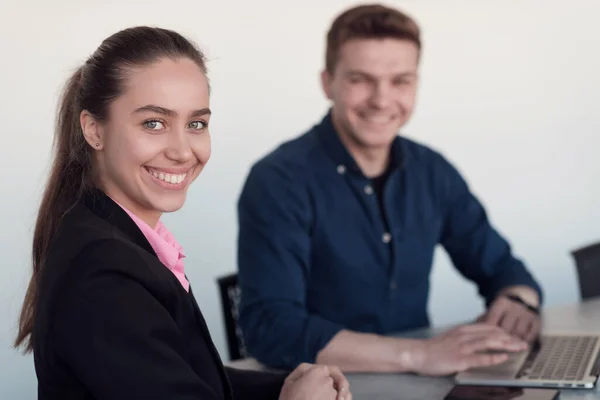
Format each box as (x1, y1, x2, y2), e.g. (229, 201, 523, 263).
(14, 26, 351, 400)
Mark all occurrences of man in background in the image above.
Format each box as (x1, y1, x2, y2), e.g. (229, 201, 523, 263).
(237, 3, 543, 375)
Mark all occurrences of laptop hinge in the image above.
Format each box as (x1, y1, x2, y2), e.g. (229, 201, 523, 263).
(591, 349, 600, 376)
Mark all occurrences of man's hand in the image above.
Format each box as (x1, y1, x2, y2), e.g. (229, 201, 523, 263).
(480, 294, 541, 342)
(408, 324, 528, 376)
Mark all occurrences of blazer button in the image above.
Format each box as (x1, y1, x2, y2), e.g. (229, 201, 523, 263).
(382, 232, 392, 243)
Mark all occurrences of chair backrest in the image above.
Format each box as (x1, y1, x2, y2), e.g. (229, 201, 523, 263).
(571, 241, 600, 300)
(216, 273, 248, 361)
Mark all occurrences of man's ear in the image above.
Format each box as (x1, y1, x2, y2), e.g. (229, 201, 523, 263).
(320, 69, 334, 100)
(80, 110, 104, 150)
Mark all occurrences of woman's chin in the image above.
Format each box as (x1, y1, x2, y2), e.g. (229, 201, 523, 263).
(150, 196, 187, 214)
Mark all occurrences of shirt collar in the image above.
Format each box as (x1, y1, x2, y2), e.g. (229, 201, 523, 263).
(108, 197, 189, 292)
(110, 198, 185, 272)
(316, 109, 409, 176)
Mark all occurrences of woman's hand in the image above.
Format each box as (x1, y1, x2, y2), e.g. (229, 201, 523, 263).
(279, 363, 351, 400)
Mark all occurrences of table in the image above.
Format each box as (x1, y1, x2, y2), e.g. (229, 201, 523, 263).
(228, 298, 600, 399)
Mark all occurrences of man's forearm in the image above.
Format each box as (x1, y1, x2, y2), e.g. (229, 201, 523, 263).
(315, 330, 422, 373)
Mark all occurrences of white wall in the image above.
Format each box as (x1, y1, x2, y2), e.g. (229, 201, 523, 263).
(1, 0, 599, 396)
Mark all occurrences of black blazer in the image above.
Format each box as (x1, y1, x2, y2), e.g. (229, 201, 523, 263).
(33, 189, 285, 400)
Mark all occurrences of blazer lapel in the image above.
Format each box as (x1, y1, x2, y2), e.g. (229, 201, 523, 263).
(82, 188, 157, 257)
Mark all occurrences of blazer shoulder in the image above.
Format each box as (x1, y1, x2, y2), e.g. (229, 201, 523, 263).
(49, 203, 155, 273)
(67, 238, 162, 282)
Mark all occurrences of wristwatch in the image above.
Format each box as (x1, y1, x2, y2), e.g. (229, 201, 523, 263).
(505, 294, 541, 315)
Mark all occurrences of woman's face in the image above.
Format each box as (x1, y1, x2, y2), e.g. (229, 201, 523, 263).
(81, 57, 211, 226)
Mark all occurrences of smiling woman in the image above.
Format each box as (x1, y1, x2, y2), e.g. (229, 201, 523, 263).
(79, 56, 212, 226)
(14, 26, 350, 400)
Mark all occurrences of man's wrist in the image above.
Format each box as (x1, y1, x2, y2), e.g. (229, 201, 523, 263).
(393, 338, 426, 374)
(498, 286, 540, 308)
(505, 294, 541, 315)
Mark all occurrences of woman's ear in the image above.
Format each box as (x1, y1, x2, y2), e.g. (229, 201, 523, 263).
(80, 110, 104, 150)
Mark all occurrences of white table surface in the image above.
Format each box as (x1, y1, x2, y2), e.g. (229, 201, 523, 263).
(227, 298, 600, 399)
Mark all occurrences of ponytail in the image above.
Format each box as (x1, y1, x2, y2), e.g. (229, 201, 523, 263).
(14, 67, 93, 351)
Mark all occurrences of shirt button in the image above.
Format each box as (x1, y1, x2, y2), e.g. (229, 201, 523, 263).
(337, 165, 346, 175)
(382, 232, 392, 243)
(390, 281, 397, 290)
(364, 185, 373, 195)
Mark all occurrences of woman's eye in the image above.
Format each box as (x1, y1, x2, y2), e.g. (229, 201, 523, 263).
(144, 120, 165, 130)
(189, 120, 207, 130)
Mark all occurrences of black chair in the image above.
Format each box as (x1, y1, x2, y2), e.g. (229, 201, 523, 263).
(216, 273, 248, 361)
(571, 241, 600, 300)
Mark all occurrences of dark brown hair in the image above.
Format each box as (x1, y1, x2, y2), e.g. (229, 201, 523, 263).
(14, 26, 208, 352)
(325, 3, 421, 73)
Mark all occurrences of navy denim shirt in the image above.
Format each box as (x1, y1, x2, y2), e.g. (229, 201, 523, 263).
(237, 111, 542, 369)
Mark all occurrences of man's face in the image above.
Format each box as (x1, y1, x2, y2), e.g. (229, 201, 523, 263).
(321, 38, 420, 150)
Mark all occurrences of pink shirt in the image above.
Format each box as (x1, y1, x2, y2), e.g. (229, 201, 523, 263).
(115, 202, 190, 292)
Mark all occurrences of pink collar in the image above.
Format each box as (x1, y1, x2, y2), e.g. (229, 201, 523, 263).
(113, 200, 189, 292)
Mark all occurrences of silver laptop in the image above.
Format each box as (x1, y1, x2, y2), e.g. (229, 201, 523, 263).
(455, 333, 600, 389)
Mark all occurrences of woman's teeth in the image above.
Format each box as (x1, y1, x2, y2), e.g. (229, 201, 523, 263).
(147, 168, 187, 184)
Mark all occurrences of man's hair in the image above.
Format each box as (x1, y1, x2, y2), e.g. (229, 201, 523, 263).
(325, 3, 421, 73)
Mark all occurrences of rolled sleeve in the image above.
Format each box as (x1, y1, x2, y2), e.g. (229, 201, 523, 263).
(437, 156, 543, 306)
(237, 159, 343, 369)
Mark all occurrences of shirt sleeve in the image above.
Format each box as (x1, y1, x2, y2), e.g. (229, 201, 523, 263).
(237, 159, 343, 369)
(436, 155, 544, 306)
(51, 240, 253, 400)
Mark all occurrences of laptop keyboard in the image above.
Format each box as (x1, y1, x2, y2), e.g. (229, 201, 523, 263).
(524, 336, 598, 381)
